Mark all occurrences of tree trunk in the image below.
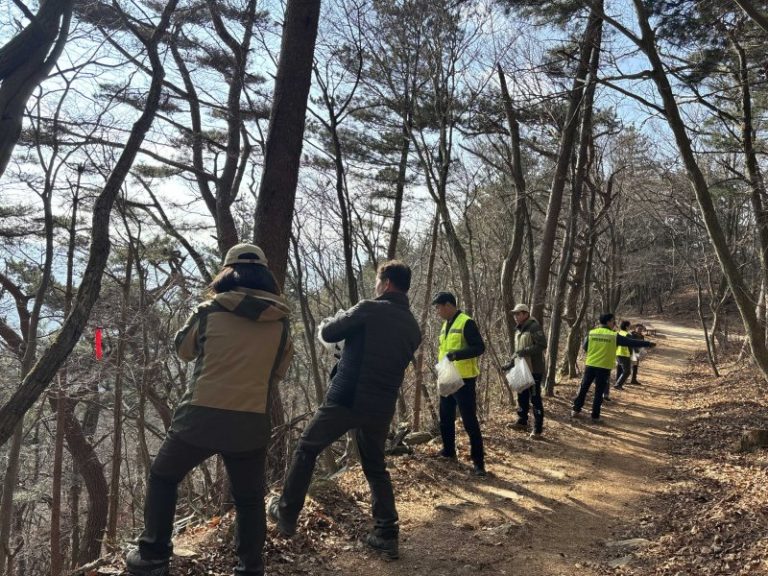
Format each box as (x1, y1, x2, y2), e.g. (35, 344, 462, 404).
(0, 0, 73, 177)
(413, 212, 440, 431)
(106, 241, 133, 546)
(530, 2, 603, 322)
(61, 397, 108, 565)
(694, 270, 720, 377)
(50, 387, 65, 576)
(0, 421, 23, 572)
(386, 119, 412, 260)
(497, 65, 528, 347)
(253, 0, 321, 284)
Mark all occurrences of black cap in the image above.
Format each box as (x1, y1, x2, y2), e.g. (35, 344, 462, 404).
(431, 291, 456, 306)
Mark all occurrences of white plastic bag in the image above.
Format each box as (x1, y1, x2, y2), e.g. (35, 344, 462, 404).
(317, 310, 346, 356)
(436, 356, 464, 397)
(506, 358, 535, 393)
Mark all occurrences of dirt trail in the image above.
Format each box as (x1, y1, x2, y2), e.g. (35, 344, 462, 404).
(325, 320, 703, 576)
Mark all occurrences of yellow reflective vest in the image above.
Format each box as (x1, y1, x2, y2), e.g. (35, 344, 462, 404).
(616, 330, 631, 358)
(438, 312, 480, 378)
(585, 326, 618, 370)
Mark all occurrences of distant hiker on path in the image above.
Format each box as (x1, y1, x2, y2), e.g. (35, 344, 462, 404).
(268, 261, 421, 561)
(502, 304, 547, 438)
(571, 313, 655, 423)
(431, 291, 487, 477)
(613, 320, 633, 392)
(630, 323, 647, 384)
(127, 244, 293, 576)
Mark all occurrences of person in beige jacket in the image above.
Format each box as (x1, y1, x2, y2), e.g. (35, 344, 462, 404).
(127, 244, 293, 576)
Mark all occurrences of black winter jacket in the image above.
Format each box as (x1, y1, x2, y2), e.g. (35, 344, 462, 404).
(321, 291, 421, 417)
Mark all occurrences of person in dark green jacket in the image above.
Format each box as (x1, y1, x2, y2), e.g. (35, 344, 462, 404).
(127, 244, 293, 576)
(503, 304, 547, 437)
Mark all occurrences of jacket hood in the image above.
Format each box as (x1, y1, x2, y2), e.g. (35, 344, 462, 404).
(213, 288, 290, 322)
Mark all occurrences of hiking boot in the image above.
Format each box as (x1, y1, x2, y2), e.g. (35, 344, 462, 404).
(529, 430, 543, 440)
(267, 494, 296, 538)
(125, 550, 169, 576)
(614, 384, 624, 390)
(590, 417, 603, 425)
(471, 464, 487, 478)
(603, 395, 612, 402)
(629, 380, 641, 385)
(365, 532, 399, 560)
(508, 419, 528, 431)
(570, 409, 581, 418)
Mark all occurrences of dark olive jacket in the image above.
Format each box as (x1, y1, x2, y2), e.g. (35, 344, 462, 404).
(515, 317, 547, 375)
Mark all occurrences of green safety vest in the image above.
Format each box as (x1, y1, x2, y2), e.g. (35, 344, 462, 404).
(585, 326, 618, 370)
(616, 330, 631, 358)
(438, 312, 480, 378)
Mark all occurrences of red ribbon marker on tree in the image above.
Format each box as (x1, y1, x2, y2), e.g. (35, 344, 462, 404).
(95, 327, 103, 360)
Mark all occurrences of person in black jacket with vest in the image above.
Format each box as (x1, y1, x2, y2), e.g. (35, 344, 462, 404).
(268, 261, 421, 561)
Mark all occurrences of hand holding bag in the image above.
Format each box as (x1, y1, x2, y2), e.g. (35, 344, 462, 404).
(506, 358, 535, 393)
(436, 356, 464, 397)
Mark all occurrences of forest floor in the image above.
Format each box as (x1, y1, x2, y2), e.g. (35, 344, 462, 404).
(102, 319, 768, 576)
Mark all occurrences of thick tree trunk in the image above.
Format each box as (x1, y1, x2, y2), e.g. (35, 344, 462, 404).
(61, 398, 108, 565)
(530, 2, 603, 322)
(253, 0, 321, 284)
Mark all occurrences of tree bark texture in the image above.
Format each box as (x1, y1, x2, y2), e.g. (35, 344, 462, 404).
(253, 0, 322, 285)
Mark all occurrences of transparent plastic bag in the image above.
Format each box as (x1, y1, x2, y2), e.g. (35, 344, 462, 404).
(317, 310, 345, 356)
(506, 358, 535, 393)
(436, 356, 464, 397)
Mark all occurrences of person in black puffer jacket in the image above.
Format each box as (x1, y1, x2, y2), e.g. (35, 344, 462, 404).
(268, 260, 421, 561)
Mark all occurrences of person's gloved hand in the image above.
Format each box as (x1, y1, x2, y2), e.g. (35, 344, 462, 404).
(501, 359, 514, 371)
(446, 352, 457, 361)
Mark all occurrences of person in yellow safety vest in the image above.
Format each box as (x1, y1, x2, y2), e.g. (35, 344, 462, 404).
(431, 291, 487, 477)
(612, 320, 634, 393)
(571, 313, 655, 422)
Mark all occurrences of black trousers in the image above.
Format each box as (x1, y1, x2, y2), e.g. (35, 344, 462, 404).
(615, 356, 632, 388)
(279, 402, 398, 538)
(439, 378, 485, 468)
(139, 433, 266, 575)
(517, 372, 544, 433)
(572, 366, 611, 419)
